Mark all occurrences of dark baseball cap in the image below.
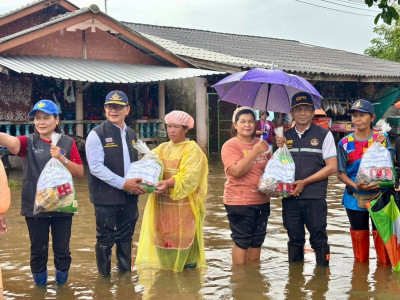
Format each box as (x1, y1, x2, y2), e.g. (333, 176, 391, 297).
(29, 100, 59, 116)
(104, 90, 129, 106)
(347, 99, 375, 114)
(291, 92, 314, 109)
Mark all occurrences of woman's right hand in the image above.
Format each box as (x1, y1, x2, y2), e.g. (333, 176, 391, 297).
(356, 180, 380, 191)
(253, 139, 269, 154)
(275, 136, 287, 148)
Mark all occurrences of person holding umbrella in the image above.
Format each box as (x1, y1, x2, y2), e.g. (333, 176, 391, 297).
(336, 99, 390, 264)
(275, 92, 337, 267)
(221, 106, 271, 264)
(255, 111, 275, 148)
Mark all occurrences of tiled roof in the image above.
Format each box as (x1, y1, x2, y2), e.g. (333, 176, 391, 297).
(0, 55, 223, 83)
(123, 22, 400, 79)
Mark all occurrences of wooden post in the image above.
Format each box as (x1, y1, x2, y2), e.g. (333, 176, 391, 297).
(0, 265, 3, 299)
(195, 77, 208, 154)
(158, 81, 166, 136)
(75, 82, 84, 137)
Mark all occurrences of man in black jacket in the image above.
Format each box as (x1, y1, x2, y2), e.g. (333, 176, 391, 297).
(276, 92, 337, 267)
(86, 90, 146, 276)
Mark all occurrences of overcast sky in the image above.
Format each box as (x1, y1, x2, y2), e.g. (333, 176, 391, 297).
(1, 0, 383, 55)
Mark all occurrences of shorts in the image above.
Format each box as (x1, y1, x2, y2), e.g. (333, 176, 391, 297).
(224, 202, 270, 250)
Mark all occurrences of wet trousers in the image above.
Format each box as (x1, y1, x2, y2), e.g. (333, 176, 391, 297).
(282, 198, 328, 249)
(25, 216, 72, 273)
(94, 200, 139, 247)
(345, 209, 377, 230)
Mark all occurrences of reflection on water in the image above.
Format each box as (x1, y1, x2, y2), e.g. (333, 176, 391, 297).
(1, 156, 400, 299)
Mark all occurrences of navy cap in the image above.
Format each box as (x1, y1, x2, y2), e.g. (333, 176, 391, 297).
(347, 99, 375, 114)
(104, 90, 129, 106)
(29, 100, 59, 116)
(291, 92, 314, 109)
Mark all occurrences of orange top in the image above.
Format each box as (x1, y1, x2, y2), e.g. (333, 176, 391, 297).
(221, 137, 270, 205)
(0, 160, 10, 214)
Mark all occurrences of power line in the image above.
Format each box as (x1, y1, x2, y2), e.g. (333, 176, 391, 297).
(295, 0, 376, 17)
(323, 0, 381, 12)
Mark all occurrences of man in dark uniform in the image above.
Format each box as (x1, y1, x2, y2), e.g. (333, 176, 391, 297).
(276, 92, 337, 267)
(86, 90, 146, 276)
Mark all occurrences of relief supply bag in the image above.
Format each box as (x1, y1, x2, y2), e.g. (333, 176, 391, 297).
(257, 127, 295, 197)
(125, 140, 163, 193)
(356, 122, 395, 188)
(34, 132, 77, 214)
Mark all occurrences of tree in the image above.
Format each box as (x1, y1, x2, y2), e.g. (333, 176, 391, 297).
(364, 18, 400, 62)
(367, 0, 400, 25)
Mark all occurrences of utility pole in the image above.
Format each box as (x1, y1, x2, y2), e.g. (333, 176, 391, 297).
(104, 0, 107, 13)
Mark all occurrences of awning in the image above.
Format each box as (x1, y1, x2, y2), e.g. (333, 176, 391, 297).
(0, 55, 224, 83)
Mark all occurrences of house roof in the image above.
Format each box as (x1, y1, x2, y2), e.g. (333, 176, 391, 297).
(0, 55, 223, 83)
(0, 0, 78, 26)
(0, 5, 194, 68)
(123, 22, 400, 81)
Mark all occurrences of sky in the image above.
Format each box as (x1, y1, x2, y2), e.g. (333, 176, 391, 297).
(0, 0, 384, 55)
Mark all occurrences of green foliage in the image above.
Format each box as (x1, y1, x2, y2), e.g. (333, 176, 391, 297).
(364, 12, 400, 62)
(366, 0, 400, 25)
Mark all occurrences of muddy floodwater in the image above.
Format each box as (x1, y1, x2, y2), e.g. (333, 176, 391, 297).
(1, 155, 400, 299)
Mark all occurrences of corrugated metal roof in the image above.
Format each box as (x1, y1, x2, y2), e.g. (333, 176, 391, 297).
(124, 22, 400, 79)
(0, 55, 223, 83)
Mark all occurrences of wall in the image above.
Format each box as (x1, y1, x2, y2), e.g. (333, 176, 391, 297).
(4, 29, 163, 65)
(165, 78, 196, 119)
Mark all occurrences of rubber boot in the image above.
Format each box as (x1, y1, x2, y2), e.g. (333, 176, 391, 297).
(350, 229, 369, 263)
(315, 246, 330, 267)
(116, 243, 131, 272)
(372, 230, 391, 265)
(288, 243, 304, 263)
(96, 245, 112, 276)
(32, 269, 47, 286)
(55, 269, 69, 285)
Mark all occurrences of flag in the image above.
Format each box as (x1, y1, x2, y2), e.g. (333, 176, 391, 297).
(367, 195, 400, 271)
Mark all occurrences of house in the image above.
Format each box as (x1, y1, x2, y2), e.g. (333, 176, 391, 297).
(0, 0, 222, 154)
(2, 0, 400, 155)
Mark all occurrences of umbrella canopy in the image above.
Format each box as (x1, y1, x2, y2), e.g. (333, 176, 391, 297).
(367, 194, 400, 271)
(212, 68, 322, 114)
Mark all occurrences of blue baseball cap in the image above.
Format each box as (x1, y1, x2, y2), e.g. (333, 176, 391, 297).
(104, 90, 129, 106)
(29, 100, 59, 116)
(347, 99, 375, 114)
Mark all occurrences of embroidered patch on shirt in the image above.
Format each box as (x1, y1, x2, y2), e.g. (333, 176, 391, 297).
(105, 137, 113, 143)
(286, 140, 293, 149)
(310, 138, 320, 146)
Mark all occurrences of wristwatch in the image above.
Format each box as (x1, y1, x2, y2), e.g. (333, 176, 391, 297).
(64, 158, 69, 165)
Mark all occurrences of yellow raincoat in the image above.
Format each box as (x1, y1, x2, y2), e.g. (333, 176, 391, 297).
(136, 140, 208, 272)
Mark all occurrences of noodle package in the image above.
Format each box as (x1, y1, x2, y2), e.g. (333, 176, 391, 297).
(34, 133, 77, 215)
(125, 140, 163, 193)
(258, 127, 295, 197)
(356, 122, 395, 188)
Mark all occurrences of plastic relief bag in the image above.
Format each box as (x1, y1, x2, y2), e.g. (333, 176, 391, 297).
(355, 122, 395, 188)
(34, 133, 77, 215)
(257, 127, 295, 197)
(125, 140, 163, 193)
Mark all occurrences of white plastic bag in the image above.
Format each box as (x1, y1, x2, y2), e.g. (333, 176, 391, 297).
(355, 122, 394, 187)
(33, 133, 77, 214)
(257, 127, 295, 197)
(125, 140, 163, 193)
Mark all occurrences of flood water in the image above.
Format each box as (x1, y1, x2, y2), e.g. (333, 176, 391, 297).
(1, 155, 400, 299)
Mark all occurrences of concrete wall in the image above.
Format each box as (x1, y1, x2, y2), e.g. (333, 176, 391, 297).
(165, 78, 197, 120)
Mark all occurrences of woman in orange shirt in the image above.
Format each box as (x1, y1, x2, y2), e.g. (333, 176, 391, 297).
(221, 106, 271, 264)
(0, 159, 10, 235)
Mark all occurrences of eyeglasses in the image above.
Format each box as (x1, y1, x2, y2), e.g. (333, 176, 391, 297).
(105, 104, 126, 111)
(292, 106, 314, 113)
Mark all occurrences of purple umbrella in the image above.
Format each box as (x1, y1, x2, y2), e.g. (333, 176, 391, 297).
(212, 68, 322, 114)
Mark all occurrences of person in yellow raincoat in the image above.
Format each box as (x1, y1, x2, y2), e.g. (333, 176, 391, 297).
(136, 110, 208, 272)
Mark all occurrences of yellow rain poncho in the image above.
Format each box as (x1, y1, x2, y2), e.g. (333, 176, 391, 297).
(136, 140, 208, 272)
